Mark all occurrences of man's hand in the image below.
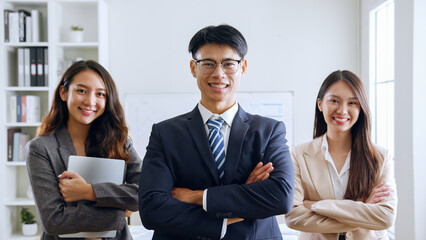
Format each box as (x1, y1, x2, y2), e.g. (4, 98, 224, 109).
(172, 188, 204, 206)
(58, 171, 96, 202)
(245, 162, 273, 184)
(365, 182, 390, 204)
(227, 218, 244, 225)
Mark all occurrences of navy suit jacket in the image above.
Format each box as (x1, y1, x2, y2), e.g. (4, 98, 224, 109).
(139, 105, 294, 240)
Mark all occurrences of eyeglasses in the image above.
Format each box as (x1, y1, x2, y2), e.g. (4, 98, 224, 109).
(193, 59, 243, 74)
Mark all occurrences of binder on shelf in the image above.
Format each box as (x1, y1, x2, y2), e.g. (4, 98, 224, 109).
(4, 10, 13, 42)
(44, 48, 48, 85)
(36, 47, 44, 86)
(30, 48, 37, 86)
(7, 128, 21, 162)
(18, 48, 25, 87)
(24, 48, 31, 86)
(31, 10, 41, 42)
(18, 9, 30, 42)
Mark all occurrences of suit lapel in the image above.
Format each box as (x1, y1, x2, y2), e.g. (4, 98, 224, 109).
(304, 137, 335, 199)
(55, 126, 77, 169)
(223, 106, 249, 185)
(185, 106, 221, 185)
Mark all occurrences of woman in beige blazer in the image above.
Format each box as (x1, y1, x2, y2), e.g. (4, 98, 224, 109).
(26, 60, 142, 240)
(285, 70, 397, 240)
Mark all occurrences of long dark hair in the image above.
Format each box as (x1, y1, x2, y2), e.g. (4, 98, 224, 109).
(314, 70, 380, 201)
(37, 60, 130, 163)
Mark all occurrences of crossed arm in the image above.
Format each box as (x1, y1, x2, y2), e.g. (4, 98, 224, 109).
(172, 161, 275, 225)
(285, 149, 397, 233)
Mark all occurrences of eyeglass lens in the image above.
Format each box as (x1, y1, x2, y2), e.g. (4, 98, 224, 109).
(198, 60, 240, 74)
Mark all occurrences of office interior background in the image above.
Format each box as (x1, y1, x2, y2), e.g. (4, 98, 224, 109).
(0, 0, 425, 239)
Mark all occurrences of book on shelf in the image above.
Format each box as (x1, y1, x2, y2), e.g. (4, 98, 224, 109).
(18, 48, 25, 86)
(7, 128, 21, 162)
(31, 10, 41, 42)
(16, 95, 22, 122)
(4, 9, 42, 42)
(19, 133, 30, 162)
(8, 11, 19, 43)
(4, 10, 13, 42)
(18, 9, 30, 42)
(25, 16, 32, 42)
(21, 95, 27, 122)
(8, 95, 17, 123)
(12, 132, 30, 162)
(26, 95, 41, 123)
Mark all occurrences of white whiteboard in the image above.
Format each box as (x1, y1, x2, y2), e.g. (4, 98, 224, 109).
(125, 92, 293, 157)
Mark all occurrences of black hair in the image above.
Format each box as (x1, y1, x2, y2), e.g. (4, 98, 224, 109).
(188, 24, 248, 59)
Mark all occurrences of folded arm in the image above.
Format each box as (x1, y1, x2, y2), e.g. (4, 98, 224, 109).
(285, 146, 397, 232)
(285, 150, 357, 233)
(311, 151, 397, 230)
(206, 121, 294, 219)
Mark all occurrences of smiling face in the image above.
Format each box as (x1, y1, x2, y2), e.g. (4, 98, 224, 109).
(317, 80, 360, 136)
(190, 43, 247, 114)
(60, 69, 106, 128)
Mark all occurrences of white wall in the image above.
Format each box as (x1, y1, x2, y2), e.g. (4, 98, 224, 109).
(107, 0, 359, 145)
(394, 0, 426, 239)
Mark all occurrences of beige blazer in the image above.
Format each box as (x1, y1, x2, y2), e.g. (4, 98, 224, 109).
(285, 136, 397, 240)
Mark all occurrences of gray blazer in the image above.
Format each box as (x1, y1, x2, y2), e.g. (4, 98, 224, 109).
(26, 126, 142, 240)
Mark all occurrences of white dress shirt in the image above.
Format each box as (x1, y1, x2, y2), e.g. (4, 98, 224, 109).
(312, 135, 351, 211)
(198, 101, 239, 238)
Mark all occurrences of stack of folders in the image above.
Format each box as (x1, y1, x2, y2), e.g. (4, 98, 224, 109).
(17, 47, 48, 87)
(7, 128, 30, 162)
(4, 9, 42, 43)
(8, 95, 40, 123)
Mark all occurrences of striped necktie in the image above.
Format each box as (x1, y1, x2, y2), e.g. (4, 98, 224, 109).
(207, 118, 225, 181)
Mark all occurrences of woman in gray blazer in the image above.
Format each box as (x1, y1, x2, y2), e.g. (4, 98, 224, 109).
(26, 60, 142, 240)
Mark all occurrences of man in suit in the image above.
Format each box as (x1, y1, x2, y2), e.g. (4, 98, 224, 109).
(139, 24, 294, 240)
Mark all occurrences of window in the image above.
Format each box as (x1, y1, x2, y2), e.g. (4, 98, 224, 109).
(369, 0, 395, 238)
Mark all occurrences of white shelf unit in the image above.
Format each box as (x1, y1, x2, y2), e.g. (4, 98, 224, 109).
(0, 1, 108, 239)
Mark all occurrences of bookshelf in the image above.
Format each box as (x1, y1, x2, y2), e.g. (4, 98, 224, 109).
(0, 0, 108, 239)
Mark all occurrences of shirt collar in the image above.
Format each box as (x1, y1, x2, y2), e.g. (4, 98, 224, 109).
(321, 134, 329, 157)
(321, 134, 351, 175)
(198, 101, 239, 127)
